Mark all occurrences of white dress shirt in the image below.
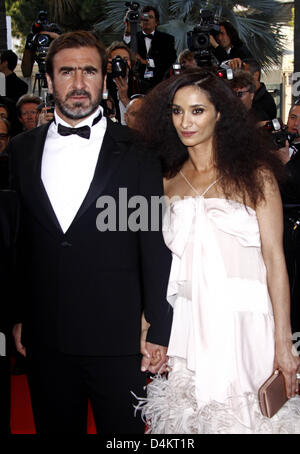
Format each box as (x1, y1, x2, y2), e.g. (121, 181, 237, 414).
(41, 106, 107, 233)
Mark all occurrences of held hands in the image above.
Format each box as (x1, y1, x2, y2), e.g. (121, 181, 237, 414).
(12, 323, 26, 357)
(140, 313, 168, 374)
(274, 339, 300, 398)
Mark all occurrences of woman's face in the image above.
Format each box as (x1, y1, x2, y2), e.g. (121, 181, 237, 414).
(171, 85, 219, 150)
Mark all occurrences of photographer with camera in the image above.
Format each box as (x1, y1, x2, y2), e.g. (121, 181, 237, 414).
(267, 100, 300, 339)
(210, 21, 252, 65)
(230, 70, 269, 121)
(21, 11, 62, 82)
(0, 50, 28, 104)
(124, 4, 177, 93)
(106, 41, 139, 124)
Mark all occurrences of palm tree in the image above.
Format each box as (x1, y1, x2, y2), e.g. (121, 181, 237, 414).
(48, 0, 74, 23)
(0, 0, 7, 51)
(95, 0, 287, 68)
(295, 0, 300, 79)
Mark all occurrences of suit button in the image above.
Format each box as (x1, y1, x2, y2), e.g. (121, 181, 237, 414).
(61, 241, 72, 247)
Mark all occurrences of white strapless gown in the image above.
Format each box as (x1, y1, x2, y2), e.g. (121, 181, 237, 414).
(139, 195, 300, 434)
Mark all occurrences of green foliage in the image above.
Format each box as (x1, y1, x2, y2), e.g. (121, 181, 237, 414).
(95, 0, 289, 68)
(5, 0, 105, 39)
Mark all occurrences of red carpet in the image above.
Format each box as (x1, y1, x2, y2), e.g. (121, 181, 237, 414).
(10, 371, 97, 434)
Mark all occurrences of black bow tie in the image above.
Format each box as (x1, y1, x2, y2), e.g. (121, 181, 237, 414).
(144, 33, 154, 39)
(57, 124, 91, 139)
(57, 112, 102, 139)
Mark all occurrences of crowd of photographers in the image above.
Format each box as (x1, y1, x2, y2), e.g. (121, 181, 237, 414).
(1, 2, 300, 433)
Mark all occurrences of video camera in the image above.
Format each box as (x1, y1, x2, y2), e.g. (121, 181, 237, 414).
(125, 2, 140, 23)
(187, 9, 220, 66)
(264, 118, 299, 149)
(25, 10, 62, 74)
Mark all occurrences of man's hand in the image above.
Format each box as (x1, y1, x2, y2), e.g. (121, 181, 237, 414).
(141, 342, 168, 374)
(209, 34, 219, 49)
(114, 77, 130, 107)
(277, 140, 290, 164)
(12, 323, 26, 357)
(227, 58, 242, 70)
(136, 54, 148, 66)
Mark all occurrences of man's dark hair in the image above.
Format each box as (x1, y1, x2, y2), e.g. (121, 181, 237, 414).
(141, 5, 160, 22)
(230, 70, 256, 93)
(0, 50, 18, 71)
(219, 21, 243, 47)
(243, 58, 261, 79)
(46, 30, 107, 80)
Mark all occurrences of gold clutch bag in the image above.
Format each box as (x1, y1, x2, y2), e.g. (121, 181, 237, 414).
(258, 370, 288, 418)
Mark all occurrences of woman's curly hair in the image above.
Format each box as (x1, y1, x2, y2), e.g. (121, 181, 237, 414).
(134, 68, 283, 208)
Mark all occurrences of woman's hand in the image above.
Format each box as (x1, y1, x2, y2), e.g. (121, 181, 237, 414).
(274, 339, 300, 398)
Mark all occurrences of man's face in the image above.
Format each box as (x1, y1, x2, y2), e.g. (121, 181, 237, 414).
(0, 106, 8, 119)
(107, 48, 131, 74)
(216, 25, 232, 51)
(46, 46, 104, 126)
(0, 121, 9, 154)
(233, 86, 254, 111)
(19, 102, 39, 130)
(140, 10, 158, 34)
(287, 105, 300, 141)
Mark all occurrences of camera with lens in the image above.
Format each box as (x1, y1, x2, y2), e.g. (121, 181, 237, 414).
(25, 11, 62, 73)
(264, 118, 299, 149)
(187, 9, 220, 66)
(125, 2, 140, 23)
(111, 55, 128, 79)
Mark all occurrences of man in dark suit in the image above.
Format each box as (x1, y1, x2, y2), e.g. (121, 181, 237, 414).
(0, 190, 19, 434)
(124, 5, 177, 93)
(9, 31, 172, 434)
(0, 50, 28, 104)
(277, 100, 300, 342)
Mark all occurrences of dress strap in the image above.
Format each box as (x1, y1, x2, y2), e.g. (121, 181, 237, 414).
(180, 170, 221, 197)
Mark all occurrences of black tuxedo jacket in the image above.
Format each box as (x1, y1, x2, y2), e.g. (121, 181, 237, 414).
(135, 30, 177, 89)
(8, 119, 172, 356)
(0, 190, 19, 333)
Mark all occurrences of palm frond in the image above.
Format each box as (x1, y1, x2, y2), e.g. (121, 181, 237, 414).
(48, 0, 75, 23)
(95, 0, 290, 67)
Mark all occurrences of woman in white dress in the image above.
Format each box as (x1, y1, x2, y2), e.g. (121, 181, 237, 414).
(137, 69, 300, 433)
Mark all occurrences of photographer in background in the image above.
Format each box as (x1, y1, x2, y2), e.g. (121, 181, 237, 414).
(210, 21, 252, 65)
(274, 100, 300, 339)
(230, 70, 269, 121)
(16, 94, 41, 131)
(21, 11, 62, 79)
(0, 50, 28, 104)
(106, 41, 139, 124)
(124, 5, 177, 93)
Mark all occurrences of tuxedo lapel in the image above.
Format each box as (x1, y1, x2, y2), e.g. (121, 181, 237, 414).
(22, 124, 63, 234)
(72, 120, 129, 225)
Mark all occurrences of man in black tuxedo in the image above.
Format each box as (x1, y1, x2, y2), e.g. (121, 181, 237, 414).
(0, 190, 19, 434)
(9, 31, 172, 434)
(124, 5, 177, 93)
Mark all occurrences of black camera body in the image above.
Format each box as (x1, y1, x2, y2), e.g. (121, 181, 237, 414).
(25, 11, 62, 73)
(264, 118, 299, 149)
(187, 9, 220, 66)
(125, 2, 140, 23)
(111, 55, 128, 78)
